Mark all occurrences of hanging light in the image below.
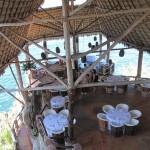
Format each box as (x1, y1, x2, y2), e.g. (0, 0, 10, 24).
(119, 49, 125, 57)
(95, 42, 98, 47)
(41, 52, 47, 60)
(56, 47, 60, 53)
(94, 36, 97, 41)
(88, 42, 92, 48)
(92, 45, 95, 49)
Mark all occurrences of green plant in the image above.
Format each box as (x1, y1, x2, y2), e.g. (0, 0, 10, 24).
(22, 61, 36, 71)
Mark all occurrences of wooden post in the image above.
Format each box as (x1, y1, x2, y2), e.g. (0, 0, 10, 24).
(14, 57, 27, 103)
(62, 0, 74, 141)
(106, 38, 110, 63)
(137, 49, 143, 78)
(99, 33, 102, 56)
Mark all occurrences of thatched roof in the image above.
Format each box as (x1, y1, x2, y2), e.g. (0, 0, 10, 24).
(0, 0, 150, 71)
(0, 0, 44, 71)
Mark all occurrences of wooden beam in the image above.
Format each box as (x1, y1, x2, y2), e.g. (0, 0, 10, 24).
(9, 65, 20, 88)
(69, 8, 150, 20)
(69, 0, 93, 17)
(0, 84, 24, 105)
(0, 8, 149, 27)
(74, 11, 150, 87)
(0, 79, 150, 93)
(73, 38, 115, 60)
(0, 31, 68, 88)
(5, 27, 66, 61)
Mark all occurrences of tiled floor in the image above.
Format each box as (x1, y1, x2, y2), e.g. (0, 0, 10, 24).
(73, 85, 150, 150)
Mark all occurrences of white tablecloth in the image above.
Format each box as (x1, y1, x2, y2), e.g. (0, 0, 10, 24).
(50, 96, 65, 108)
(141, 84, 150, 88)
(107, 76, 124, 82)
(106, 108, 131, 130)
(43, 114, 68, 133)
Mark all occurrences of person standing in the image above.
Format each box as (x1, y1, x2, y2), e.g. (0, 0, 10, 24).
(91, 69, 98, 92)
(81, 74, 90, 94)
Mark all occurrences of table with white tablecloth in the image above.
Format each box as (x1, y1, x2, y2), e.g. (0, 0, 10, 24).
(107, 76, 125, 82)
(50, 96, 65, 108)
(43, 114, 68, 137)
(106, 108, 131, 130)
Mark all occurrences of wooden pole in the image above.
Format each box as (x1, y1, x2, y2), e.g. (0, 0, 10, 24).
(106, 38, 110, 63)
(14, 57, 27, 103)
(0, 78, 150, 93)
(74, 11, 150, 87)
(9, 65, 20, 88)
(62, 0, 74, 141)
(69, 0, 93, 17)
(4, 27, 66, 62)
(0, 31, 67, 88)
(136, 49, 143, 78)
(99, 33, 102, 55)
(0, 84, 24, 105)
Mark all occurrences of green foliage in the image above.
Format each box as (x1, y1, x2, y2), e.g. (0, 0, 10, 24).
(22, 61, 36, 71)
(1, 128, 13, 144)
(0, 128, 14, 150)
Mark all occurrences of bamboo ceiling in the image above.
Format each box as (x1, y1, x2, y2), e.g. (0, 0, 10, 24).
(0, 0, 150, 72)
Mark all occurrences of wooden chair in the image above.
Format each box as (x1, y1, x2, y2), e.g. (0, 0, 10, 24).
(125, 119, 139, 136)
(60, 90, 68, 97)
(129, 110, 142, 119)
(105, 85, 114, 93)
(49, 89, 59, 97)
(97, 113, 108, 131)
(43, 109, 56, 117)
(110, 123, 124, 137)
(102, 105, 114, 113)
(116, 85, 126, 94)
(116, 103, 129, 111)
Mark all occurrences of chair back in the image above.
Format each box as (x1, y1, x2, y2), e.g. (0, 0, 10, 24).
(49, 90, 59, 97)
(129, 110, 142, 119)
(102, 105, 114, 113)
(59, 109, 69, 118)
(43, 109, 56, 117)
(51, 128, 65, 145)
(110, 123, 124, 137)
(97, 113, 108, 131)
(125, 119, 139, 136)
(61, 90, 68, 97)
(116, 103, 129, 111)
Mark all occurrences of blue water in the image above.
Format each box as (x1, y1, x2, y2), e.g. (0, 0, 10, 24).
(0, 35, 149, 112)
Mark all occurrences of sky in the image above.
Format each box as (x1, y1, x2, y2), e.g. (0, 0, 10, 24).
(41, 0, 86, 8)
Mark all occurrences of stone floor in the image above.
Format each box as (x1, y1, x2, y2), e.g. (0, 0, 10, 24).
(73, 85, 150, 150)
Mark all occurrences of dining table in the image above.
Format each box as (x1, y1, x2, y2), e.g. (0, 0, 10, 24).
(43, 114, 68, 137)
(106, 108, 131, 130)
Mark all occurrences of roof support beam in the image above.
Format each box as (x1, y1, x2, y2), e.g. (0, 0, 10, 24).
(0, 84, 24, 105)
(5, 27, 66, 61)
(74, 10, 150, 87)
(0, 8, 149, 27)
(0, 31, 68, 88)
(69, 0, 93, 17)
(69, 8, 150, 20)
(0, 79, 150, 93)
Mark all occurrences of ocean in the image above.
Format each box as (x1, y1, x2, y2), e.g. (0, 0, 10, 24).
(0, 35, 149, 112)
